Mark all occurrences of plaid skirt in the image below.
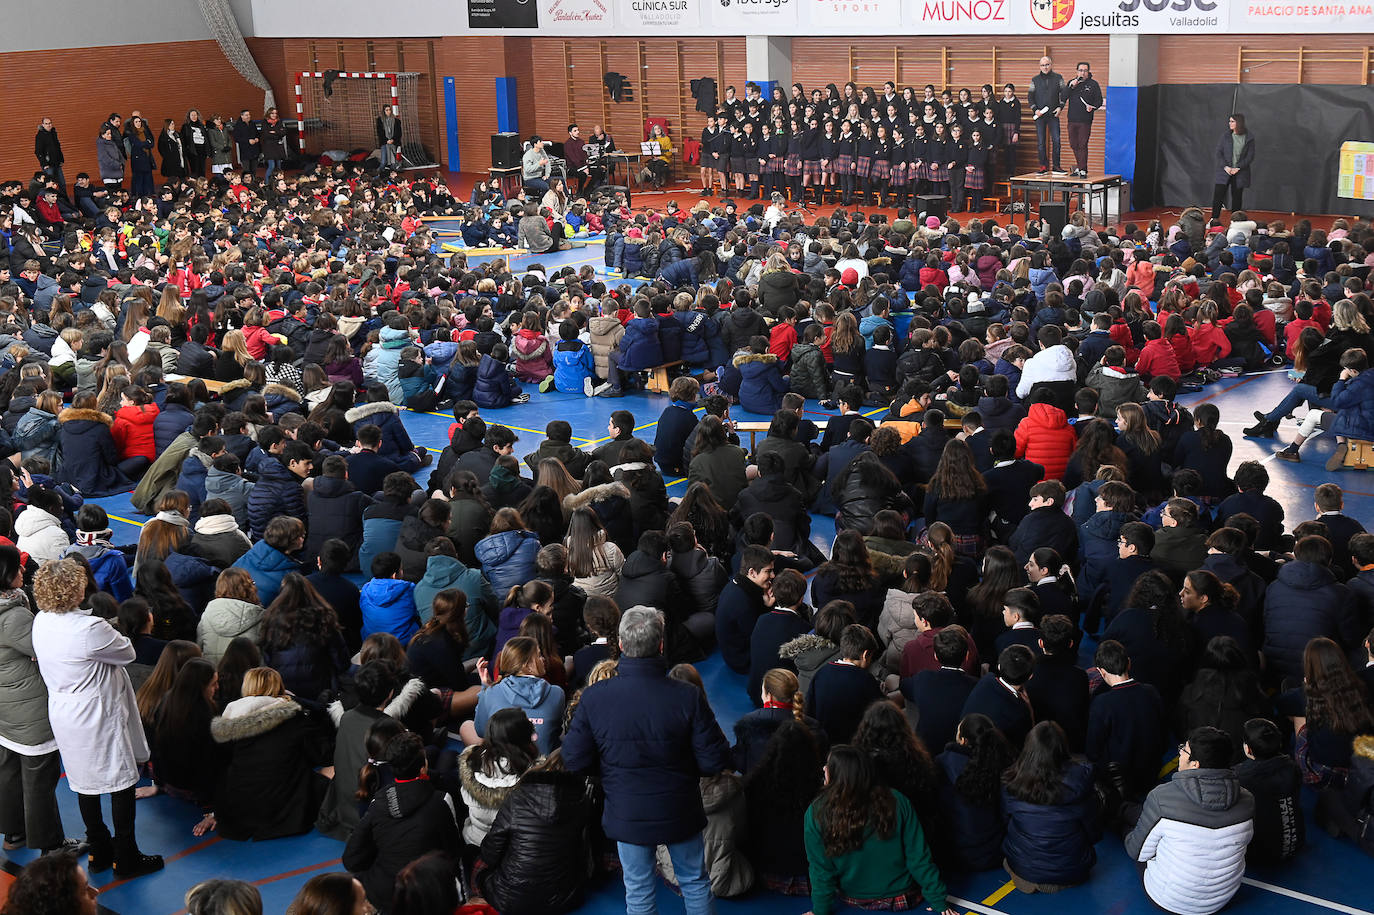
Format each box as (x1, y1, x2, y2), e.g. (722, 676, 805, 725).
(803, 159, 823, 180)
(870, 158, 891, 181)
(855, 155, 874, 179)
(927, 162, 949, 182)
(965, 166, 986, 190)
(889, 162, 908, 186)
(840, 888, 925, 911)
(765, 158, 785, 173)
(784, 154, 803, 177)
(833, 154, 855, 175)
(1001, 122, 1018, 145)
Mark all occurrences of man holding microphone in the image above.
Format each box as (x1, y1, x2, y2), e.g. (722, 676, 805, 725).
(1062, 61, 1103, 178)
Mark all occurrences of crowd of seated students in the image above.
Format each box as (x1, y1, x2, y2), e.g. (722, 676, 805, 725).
(4, 148, 1374, 915)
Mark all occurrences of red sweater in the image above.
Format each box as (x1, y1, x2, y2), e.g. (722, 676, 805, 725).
(1285, 318, 1321, 356)
(769, 322, 798, 362)
(1188, 323, 1232, 367)
(1135, 337, 1182, 383)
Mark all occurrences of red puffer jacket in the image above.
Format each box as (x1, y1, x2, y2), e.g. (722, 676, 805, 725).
(1134, 338, 1181, 383)
(111, 403, 160, 461)
(1188, 323, 1232, 367)
(1014, 403, 1078, 482)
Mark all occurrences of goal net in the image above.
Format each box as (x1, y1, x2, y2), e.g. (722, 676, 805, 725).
(295, 71, 435, 168)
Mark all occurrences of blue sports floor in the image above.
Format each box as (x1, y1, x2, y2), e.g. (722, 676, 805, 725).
(13, 243, 1374, 915)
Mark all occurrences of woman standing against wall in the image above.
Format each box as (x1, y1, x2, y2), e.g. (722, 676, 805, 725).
(1212, 114, 1255, 221)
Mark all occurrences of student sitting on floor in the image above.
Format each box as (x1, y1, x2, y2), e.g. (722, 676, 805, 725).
(473, 343, 530, 409)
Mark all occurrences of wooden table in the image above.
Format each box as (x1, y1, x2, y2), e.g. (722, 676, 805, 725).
(1007, 171, 1122, 228)
(166, 374, 229, 395)
(736, 420, 828, 452)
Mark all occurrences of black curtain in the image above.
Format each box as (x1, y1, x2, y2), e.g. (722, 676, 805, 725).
(1148, 83, 1374, 216)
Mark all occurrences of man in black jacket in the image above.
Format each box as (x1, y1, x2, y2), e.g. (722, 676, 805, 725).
(1028, 56, 1066, 175)
(1061, 62, 1103, 178)
(232, 110, 260, 178)
(34, 118, 66, 201)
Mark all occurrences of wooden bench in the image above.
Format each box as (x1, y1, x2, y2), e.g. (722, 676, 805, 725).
(1343, 440, 1374, 470)
(644, 361, 685, 394)
(736, 420, 828, 452)
(166, 374, 228, 395)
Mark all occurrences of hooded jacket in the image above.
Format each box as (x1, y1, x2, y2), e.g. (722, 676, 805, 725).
(304, 475, 369, 564)
(1086, 364, 1146, 418)
(1329, 371, 1374, 442)
(512, 328, 553, 382)
(1002, 761, 1102, 886)
(1016, 344, 1077, 399)
(204, 468, 254, 531)
(588, 314, 625, 380)
(1124, 767, 1255, 915)
(231, 539, 302, 607)
(15, 506, 67, 563)
(778, 632, 841, 697)
(474, 673, 564, 755)
(57, 408, 129, 497)
(369, 325, 412, 404)
(473, 352, 522, 409)
(617, 316, 664, 373)
(788, 342, 830, 399)
(720, 307, 768, 356)
(13, 407, 60, 466)
(343, 772, 462, 911)
(552, 339, 596, 393)
(1014, 403, 1077, 481)
(0, 591, 54, 749)
(735, 352, 787, 416)
(1263, 560, 1360, 681)
(413, 554, 497, 660)
(478, 769, 596, 915)
(345, 401, 415, 462)
(197, 598, 264, 663)
(211, 696, 329, 841)
(360, 577, 419, 644)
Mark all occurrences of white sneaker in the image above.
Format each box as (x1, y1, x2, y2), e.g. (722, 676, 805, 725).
(583, 377, 594, 397)
(1051, 168, 1069, 176)
(592, 382, 612, 396)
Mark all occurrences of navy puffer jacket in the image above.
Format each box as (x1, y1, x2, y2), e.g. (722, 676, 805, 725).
(935, 745, 1005, 872)
(246, 456, 306, 541)
(1263, 560, 1360, 681)
(561, 655, 732, 846)
(1001, 761, 1101, 886)
(475, 529, 541, 597)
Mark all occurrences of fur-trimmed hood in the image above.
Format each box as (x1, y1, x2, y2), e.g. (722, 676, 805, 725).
(217, 378, 253, 396)
(777, 632, 834, 660)
(58, 408, 113, 426)
(563, 481, 630, 512)
(210, 696, 301, 743)
(263, 382, 303, 403)
(325, 676, 428, 726)
(457, 745, 523, 809)
(345, 400, 402, 424)
(732, 352, 779, 366)
(1356, 735, 1374, 762)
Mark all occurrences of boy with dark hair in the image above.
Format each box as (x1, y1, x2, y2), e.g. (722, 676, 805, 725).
(62, 504, 131, 601)
(1313, 482, 1365, 579)
(1008, 479, 1078, 564)
(715, 545, 776, 674)
(360, 551, 420, 644)
(523, 419, 591, 478)
(1235, 718, 1304, 867)
(1086, 639, 1166, 804)
(984, 429, 1044, 537)
(305, 454, 371, 566)
(995, 587, 1043, 656)
(346, 424, 404, 496)
(1025, 614, 1089, 751)
(805, 623, 882, 744)
(746, 568, 811, 705)
(959, 644, 1036, 747)
(901, 624, 976, 752)
(1216, 461, 1285, 552)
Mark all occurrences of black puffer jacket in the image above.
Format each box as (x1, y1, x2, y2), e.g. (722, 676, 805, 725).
(478, 770, 595, 915)
(734, 474, 811, 554)
(342, 776, 463, 912)
(720, 307, 769, 354)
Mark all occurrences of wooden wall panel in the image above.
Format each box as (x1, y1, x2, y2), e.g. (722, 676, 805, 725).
(1157, 35, 1374, 84)
(793, 36, 1110, 175)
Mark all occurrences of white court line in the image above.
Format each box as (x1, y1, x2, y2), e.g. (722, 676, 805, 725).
(945, 897, 1012, 915)
(1259, 428, 1323, 464)
(1241, 877, 1374, 915)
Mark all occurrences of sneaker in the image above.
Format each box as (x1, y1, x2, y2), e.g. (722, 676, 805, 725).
(592, 382, 612, 396)
(1326, 442, 1349, 472)
(1274, 446, 1301, 462)
(598, 387, 625, 398)
(538, 377, 555, 393)
(1050, 168, 1069, 176)
(3, 834, 25, 851)
(42, 838, 89, 857)
(583, 377, 595, 397)
(1036, 166, 1050, 174)
(514, 393, 531, 404)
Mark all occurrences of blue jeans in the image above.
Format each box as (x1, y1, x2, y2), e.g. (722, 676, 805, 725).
(264, 159, 281, 181)
(1264, 382, 1332, 422)
(618, 833, 714, 915)
(525, 177, 550, 196)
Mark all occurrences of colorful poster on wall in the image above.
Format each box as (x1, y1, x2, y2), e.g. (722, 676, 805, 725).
(540, 0, 611, 31)
(623, 0, 703, 30)
(1022, 0, 1228, 33)
(1338, 141, 1374, 201)
(468, 0, 540, 28)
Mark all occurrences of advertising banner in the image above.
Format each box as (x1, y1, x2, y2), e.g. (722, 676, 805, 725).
(904, 0, 1015, 31)
(541, 0, 613, 31)
(623, 0, 704, 30)
(468, 0, 540, 29)
(714, 0, 802, 30)
(1022, 0, 1230, 33)
(804, 0, 905, 32)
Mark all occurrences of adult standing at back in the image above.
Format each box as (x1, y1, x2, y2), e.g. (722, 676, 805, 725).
(34, 117, 66, 200)
(1061, 62, 1102, 178)
(1029, 57, 1066, 176)
(562, 606, 732, 915)
(376, 106, 402, 173)
(232, 110, 260, 179)
(1212, 114, 1255, 221)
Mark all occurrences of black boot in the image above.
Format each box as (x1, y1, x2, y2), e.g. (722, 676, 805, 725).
(1243, 419, 1278, 438)
(114, 835, 164, 879)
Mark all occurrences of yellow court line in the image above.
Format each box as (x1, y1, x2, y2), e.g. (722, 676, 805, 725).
(403, 406, 591, 441)
(108, 513, 145, 527)
(981, 880, 1016, 907)
(666, 477, 687, 487)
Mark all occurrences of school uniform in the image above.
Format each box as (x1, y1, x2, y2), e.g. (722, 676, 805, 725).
(800, 126, 823, 184)
(926, 135, 949, 187)
(909, 132, 929, 191)
(965, 141, 991, 209)
(947, 135, 970, 212)
(869, 138, 891, 185)
(731, 131, 758, 178)
(888, 139, 908, 197)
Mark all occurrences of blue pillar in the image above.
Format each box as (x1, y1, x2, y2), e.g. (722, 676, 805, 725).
(755, 80, 776, 104)
(495, 77, 519, 135)
(1104, 86, 1138, 208)
(444, 77, 460, 172)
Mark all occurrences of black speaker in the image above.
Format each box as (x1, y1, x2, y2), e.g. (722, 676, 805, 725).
(917, 194, 948, 220)
(1040, 202, 1068, 239)
(592, 184, 631, 206)
(491, 133, 521, 169)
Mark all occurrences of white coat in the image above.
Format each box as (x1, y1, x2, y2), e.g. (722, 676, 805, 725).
(31, 610, 147, 795)
(14, 507, 69, 564)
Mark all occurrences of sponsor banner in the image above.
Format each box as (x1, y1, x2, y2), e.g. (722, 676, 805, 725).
(541, 0, 612, 31)
(1235, 0, 1373, 30)
(623, 0, 703, 29)
(712, 0, 802, 28)
(804, 0, 904, 31)
(1025, 0, 1230, 32)
(468, 0, 540, 29)
(905, 0, 1014, 30)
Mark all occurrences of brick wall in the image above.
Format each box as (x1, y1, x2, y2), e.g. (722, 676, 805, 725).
(0, 40, 273, 189)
